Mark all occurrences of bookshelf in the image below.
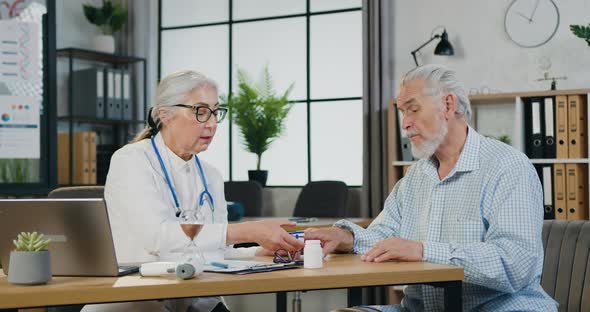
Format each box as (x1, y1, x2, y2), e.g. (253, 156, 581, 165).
(388, 89, 590, 220)
(56, 48, 148, 186)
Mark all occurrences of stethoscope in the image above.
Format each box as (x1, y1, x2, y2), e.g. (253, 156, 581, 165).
(150, 136, 215, 221)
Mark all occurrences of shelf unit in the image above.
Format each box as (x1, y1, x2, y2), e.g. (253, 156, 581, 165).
(57, 48, 148, 185)
(387, 89, 590, 191)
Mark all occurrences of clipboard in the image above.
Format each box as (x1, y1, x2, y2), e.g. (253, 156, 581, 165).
(204, 260, 302, 275)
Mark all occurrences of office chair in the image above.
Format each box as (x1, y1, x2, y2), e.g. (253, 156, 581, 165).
(47, 186, 105, 199)
(293, 180, 348, 218)
(224, 181, 263, 217)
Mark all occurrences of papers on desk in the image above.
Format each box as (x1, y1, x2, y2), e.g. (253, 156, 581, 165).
(204, 260, 301, 274)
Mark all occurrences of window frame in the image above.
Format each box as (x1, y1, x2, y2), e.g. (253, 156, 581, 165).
(158, 0, 362, 187)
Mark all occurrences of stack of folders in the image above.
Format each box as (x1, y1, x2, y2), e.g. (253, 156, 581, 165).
(529, 94, 588, 220)
(71, 68, 133, 120)
(57, 131, 97, 185)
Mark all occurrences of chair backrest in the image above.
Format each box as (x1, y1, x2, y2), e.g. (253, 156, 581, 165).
(293, 180, 348, 218)
(224, 181, 263, 217)
(47, 186, 105, 199)
(541, 220, 590, 312)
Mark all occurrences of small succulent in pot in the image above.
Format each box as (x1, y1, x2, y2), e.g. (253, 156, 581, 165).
(8, 232, 52, 285)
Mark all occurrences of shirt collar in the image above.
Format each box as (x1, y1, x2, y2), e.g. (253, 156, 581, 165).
(453, 125, 480, 173)
(154, 132, 193, 172)
(418, 125, 480, 181)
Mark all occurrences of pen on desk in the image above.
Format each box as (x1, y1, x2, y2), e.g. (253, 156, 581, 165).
(209, 261, 229, 269)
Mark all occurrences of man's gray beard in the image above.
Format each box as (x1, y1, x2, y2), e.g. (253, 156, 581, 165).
(410, 120, 448, 159)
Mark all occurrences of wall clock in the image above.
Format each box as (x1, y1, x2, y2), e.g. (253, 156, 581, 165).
(505, 0, 560, 48)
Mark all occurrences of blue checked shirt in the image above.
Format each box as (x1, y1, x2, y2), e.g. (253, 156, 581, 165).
(335, 127, 557, 312)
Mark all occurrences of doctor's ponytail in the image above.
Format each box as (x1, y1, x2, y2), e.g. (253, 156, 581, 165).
(130, 70, 218, 143)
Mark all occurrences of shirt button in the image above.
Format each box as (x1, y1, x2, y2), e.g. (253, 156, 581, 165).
(185, 166, 190, 173)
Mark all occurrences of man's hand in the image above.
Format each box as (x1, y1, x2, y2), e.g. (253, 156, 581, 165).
(304, 227, 354, 255)
(228, 219, 304, 252)
(361, 237, 423, 262)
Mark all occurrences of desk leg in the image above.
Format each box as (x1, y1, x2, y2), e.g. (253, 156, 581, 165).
(347, 287, 363, 307)
(443, 281, 462, 312)
(276, 291, 287, 312)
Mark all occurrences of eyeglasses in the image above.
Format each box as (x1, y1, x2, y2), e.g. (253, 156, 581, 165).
(174, 104, 228, 123)
(273, 249, 303, 264)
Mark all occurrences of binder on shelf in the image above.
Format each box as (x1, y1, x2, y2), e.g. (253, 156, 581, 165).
(397, 111, 413, 161)
(524, 98, 544, 158)
(88, 131, 97, 184)
(543, 97, 556, 158)
(57, 132, 92, 184)
(541, 165, 554, 220)
(565, 164, 587, 220)
(105, 69, 123, 120)
(567, 95, 587, 158)
(105, 69, 115, 119)
(122, 70, 132, 120)
(555, 95, 568, 158)
(553, 164, 567, 220)
(70, 68, 105, 119)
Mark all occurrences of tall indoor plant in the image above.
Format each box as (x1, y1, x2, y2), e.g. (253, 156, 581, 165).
(83, 0, 128, 53)
(225, 67, 293, 186)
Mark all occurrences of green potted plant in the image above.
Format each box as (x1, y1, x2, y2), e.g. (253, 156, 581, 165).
(83, 0, 128, 53)
(570, 24, 590, 46)
(224, 66, 294, 186)
(8, 232, 52, 285)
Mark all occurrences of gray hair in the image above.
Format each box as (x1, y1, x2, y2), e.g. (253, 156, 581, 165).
(132, 70, 218, 143)
(400, 64, 471, 121)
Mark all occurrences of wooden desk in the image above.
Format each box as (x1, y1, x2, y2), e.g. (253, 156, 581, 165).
(0, 254, 463, 311)
(239, 217, 373, 231)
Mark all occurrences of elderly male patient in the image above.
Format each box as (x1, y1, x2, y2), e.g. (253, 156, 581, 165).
(306, 64, 557, 311)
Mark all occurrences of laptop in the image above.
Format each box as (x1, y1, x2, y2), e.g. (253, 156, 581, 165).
(0, 198, 138, 276)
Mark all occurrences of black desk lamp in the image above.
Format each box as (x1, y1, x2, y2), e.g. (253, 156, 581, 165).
(411, 28, 454, 66)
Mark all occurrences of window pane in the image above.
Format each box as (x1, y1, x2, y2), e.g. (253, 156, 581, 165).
(310, 12, 362, 99)
(233, 18, 306, 100)
(160, 26, 229, 95)
(233, 0, 305, 20)
(232, 103, 307, 185)
(161, 0, 228, 27)
(310, 0, 361, 12)
(198, 120, 230, 180)
(310, 100, 362, 185)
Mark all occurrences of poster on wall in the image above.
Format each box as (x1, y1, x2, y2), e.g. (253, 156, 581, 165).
(0, 95, 39, 158)
(0, 19, 40, 159)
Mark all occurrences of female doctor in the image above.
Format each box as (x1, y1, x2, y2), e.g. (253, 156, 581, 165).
(96, 70, 304, 312)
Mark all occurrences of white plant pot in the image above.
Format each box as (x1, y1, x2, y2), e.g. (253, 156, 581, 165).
(7, 250, 52, 285)
(92, 35, 115, 54)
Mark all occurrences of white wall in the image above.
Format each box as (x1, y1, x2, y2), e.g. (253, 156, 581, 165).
(55, 0, 101, 50)
(391, 0, 590, 94)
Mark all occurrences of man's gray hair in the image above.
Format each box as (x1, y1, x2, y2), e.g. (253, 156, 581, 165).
(400, 64, 471, 121)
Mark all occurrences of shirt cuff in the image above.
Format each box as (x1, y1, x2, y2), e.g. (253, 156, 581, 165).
(334, 219, 365, 253)
(422, 241, 451, 264)
(196, 223, 228, 250)
(224, 246, 258, 259)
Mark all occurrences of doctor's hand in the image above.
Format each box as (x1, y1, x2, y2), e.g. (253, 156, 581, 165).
(361, 237, 423, 262)
(304, 227, 354, 256)
(227, 219, 304, 252)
